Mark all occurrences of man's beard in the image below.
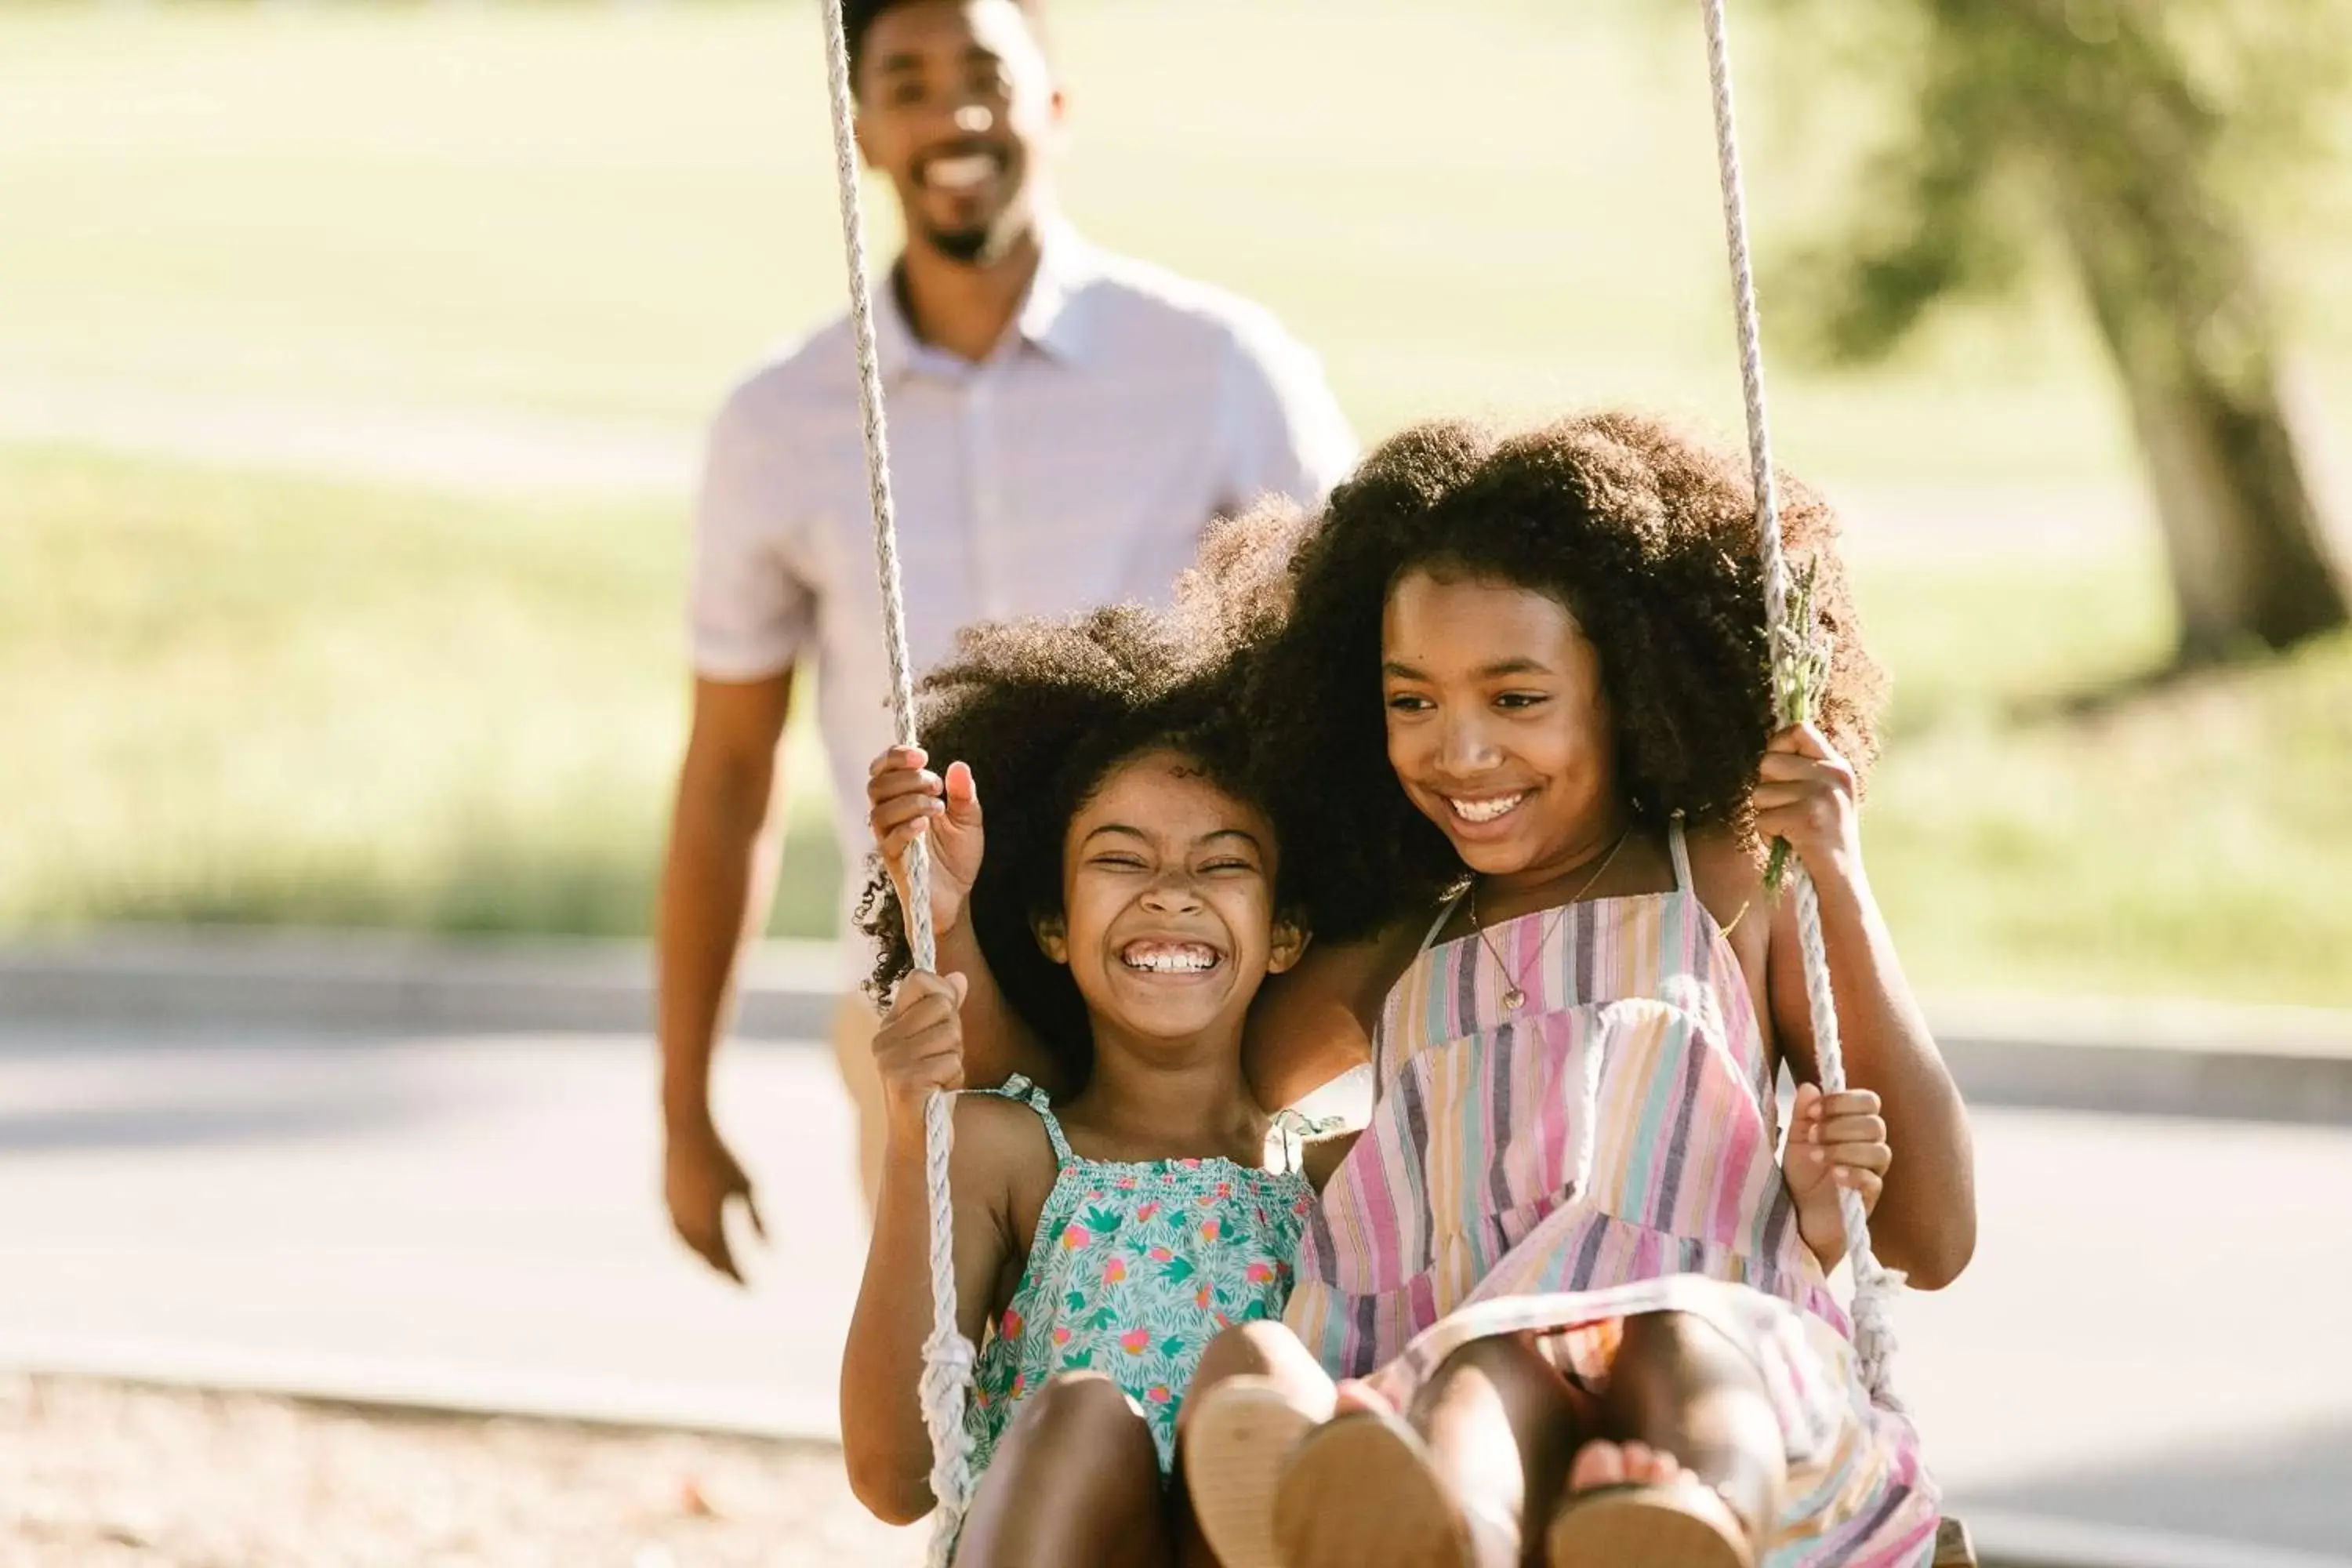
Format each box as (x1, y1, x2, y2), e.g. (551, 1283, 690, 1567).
(922, 212, 1024, 267)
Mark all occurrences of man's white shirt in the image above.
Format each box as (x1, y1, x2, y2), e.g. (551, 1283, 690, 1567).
(690, 226, 1356, 959)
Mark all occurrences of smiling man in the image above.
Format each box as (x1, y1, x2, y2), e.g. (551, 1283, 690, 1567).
(659, 0, 1355, 1282)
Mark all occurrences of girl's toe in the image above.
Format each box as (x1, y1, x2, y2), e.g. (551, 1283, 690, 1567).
(1567, 1439, 1627, 1494)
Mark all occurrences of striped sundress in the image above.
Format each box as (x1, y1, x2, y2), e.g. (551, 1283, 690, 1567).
(1284, 820, 1941, 1567)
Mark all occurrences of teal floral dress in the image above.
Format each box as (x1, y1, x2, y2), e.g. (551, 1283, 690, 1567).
(964, 1076, 1317, 1475)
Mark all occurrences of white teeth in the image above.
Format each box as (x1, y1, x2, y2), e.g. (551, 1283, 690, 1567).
(1120, 942, 1220, 974)
(926, 154, 993, 191)
(1447, 793, 1527, 824)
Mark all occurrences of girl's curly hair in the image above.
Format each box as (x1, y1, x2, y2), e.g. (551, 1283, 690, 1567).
(1251, 412, 1886, 942)
(855, 598, 1306, 1091)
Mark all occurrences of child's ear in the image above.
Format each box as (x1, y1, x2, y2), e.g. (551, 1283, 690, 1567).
(1032, 912, 1069, 966)
(1265, 916, 1312, 976)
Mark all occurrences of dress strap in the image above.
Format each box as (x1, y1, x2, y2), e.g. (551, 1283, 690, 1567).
(1268, 1108, 1344, 1177)
(1421, 888, 1468, 953)
(1667, 814, 1695, 895)
(973, 1073, 1076, 1167)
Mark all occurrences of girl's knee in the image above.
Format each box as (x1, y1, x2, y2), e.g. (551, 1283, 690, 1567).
(1191, 1320, 1321, 1392)
(1424, 1330, 1557, 1396)
(1436, 1330, 1537, 1372)
(1619, 1310, 1754, 1385)
(962, 1376, 1169, 1567)
(1178, 1322, 1334, 1447)
(1009, 1371, 1153, 1458)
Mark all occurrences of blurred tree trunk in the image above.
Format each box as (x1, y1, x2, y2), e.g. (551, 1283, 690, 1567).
(2054, 172, 2347, 661)
(2033, 6, 2350, 661)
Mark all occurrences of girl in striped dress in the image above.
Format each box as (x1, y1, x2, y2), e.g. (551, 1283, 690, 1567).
(1178, 415, 1975, 1568)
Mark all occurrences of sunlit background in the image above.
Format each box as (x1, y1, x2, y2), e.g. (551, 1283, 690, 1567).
(4, 2, 2350, 1565)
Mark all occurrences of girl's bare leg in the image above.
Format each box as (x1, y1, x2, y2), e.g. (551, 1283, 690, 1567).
(956, 1372, 1172, 1568)
(1403, 1333, 1591, 1568)
(1272, 1333, 1590, 1568)
(1544, 1310, 1785, 1566)
(1175, 1323, 1338, 1568)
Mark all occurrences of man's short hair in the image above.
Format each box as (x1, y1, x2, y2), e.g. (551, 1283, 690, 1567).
(843, 0, 1049, 91)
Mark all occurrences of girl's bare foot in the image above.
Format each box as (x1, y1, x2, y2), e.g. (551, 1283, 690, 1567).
(1568, 1437, 1690, 1492)
(1544, 1438, 1756, 1568)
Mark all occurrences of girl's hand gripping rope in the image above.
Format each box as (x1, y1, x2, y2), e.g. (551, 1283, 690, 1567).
(1751, 724, 1863, 894)
(1783, 1083, 1891, 1274)
(868, 746, 985, 942)
(872, 968, 971, 1147)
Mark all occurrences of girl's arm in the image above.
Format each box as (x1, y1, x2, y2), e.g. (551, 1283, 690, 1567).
(1752, 724, 1977, 1290)
(868, 747, 1063, 1095)
(839, 972, 1033, 1523)
(1242, 920, 1426, 1112)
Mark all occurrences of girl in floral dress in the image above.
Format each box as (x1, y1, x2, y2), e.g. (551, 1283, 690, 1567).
(839, 604, 1342, 1567)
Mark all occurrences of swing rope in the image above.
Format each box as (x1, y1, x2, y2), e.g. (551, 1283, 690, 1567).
(1697, 0, 1904, 1410)
(816, 1, 975, 1558)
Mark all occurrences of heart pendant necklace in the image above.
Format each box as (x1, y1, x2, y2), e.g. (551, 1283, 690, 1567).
(1468, 830, 1631, 1011)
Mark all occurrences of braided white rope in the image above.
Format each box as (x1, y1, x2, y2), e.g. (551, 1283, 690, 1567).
(816, 2, 975, 1556)
(1697, 0, 1903, 1410)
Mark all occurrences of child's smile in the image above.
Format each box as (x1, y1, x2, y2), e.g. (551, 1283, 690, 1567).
(1443, 789, 1533, 829)
(1119, 937, 1225, 977)
(1381, 568, 1625, 888)
(1040, 750, 1304, 1046)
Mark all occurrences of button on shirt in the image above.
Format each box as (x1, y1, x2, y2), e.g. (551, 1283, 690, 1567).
(690, 228, 1356, 942)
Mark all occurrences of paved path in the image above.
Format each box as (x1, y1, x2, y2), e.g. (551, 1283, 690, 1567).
(3, 1023, 2349, 1555)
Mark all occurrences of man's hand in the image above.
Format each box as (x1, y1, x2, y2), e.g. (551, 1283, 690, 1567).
(866, 746, 985, 940)
(665, 1114, 766, 1285)
(874, 970, 971, 1145)
(1783, 1083, 1890, 1273)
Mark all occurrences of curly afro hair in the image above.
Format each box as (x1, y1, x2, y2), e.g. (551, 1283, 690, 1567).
(1249, 411, 1886, 942)
(855, 596, 1306, 1092)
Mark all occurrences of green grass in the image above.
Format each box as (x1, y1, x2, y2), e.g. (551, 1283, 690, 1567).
(0, 444, 841, 938)
(1868, 628, 2352, 1008)
(7, 0, 2348, 486)
(1855, 555, 2352, 1007)
(8, 446, 2350, 1005)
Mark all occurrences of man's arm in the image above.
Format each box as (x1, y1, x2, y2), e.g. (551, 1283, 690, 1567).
(659, 671, 794, 1282)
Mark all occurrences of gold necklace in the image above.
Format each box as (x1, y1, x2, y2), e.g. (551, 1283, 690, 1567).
(1468, 830, 1632, 1011)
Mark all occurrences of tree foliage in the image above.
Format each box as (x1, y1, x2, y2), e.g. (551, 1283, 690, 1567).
(1762, 0, 2351, 365)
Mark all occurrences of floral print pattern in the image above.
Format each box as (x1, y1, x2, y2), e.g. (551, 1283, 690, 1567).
(965, 1079, 1315, 1475)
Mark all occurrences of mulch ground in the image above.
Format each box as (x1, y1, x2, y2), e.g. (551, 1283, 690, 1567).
(0, 1374, 924, 1567)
